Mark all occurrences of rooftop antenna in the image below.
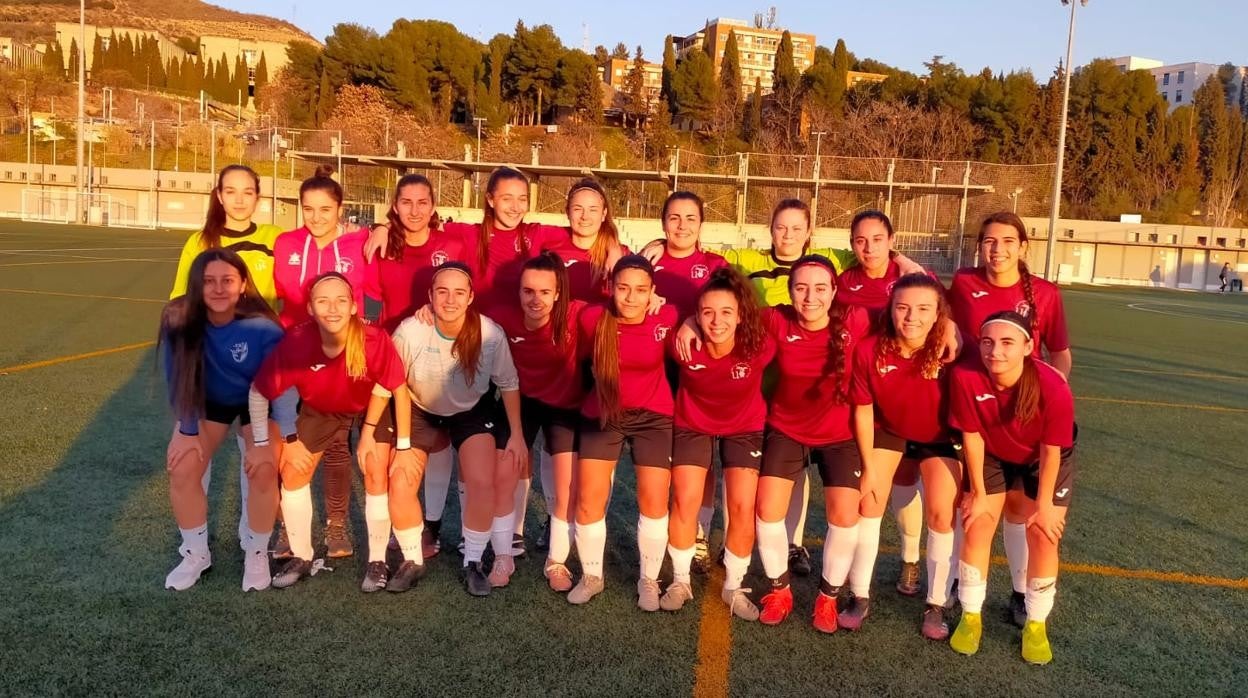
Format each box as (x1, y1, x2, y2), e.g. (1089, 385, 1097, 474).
(767, 6, 777, 29)
(753, 13, 764, 29)
(582, 22, 589, 53)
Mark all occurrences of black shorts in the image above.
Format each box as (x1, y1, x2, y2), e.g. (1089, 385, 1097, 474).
(204, 400, 250, 427)
(296, 405, 373, 453)
(407, 392, 509, 452)
(521, 395, 579, 455)
(983, 445, 1077, 506)
(873, 428, 960, 461)
(578, 409, 673, 467)
(672, 428, 763, 470)
(761, 429, 861, 488)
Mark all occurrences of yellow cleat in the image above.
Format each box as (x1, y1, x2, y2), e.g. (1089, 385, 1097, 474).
(1022, 620, 1054, 665)
(950, 611, 982, 656)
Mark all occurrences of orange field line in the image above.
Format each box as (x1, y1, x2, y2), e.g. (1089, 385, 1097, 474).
(0, 287, 167, 304)
(0, 341, 155, 374)
(1076, 396, 1248, 414)
(692, 566, 731, 698)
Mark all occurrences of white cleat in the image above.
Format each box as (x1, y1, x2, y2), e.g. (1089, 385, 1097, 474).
(165, 552, 211, 591)
(242, 552, 271, 592)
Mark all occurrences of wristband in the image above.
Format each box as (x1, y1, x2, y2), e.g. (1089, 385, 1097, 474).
(284, 433, 299, 444)
(253, 439, 270, 447)
(396, 437, 411, 450)
(363, 421, 379, 428)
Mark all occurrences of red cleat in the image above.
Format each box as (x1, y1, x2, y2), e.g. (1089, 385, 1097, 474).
(812, 592, 839, 634)
(759, 585, 794, 626)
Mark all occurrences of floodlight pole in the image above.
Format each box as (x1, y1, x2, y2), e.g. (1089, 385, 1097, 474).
(1045, 0, 1086, 282)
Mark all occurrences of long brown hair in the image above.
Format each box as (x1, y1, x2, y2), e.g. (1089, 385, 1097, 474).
(308, 272, 368, 380)
(566, 178, 620, 285)
(521, 251, 572, 349)
(696, 266, 766, 360)
(770, 198, 813, 254)
(159, 248, 278, 420)
(383, 174, 441, 262)
(789, 254, 850, 403)
(431, 262, 484, 385)
(977, 211, 1036, 330)
(202, 165, 261, 250)
(875, 274, 949, 380)
(981, 310, 1040, 424)
(479, 167, 530, 272)
(592, 254, 654, 426)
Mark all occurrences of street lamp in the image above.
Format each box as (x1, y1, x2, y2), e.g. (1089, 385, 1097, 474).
(76, 0, 85, 219)
(1045, 0, 1088, 282)
(810, 131, 826, 177)
(472, 116, 486, 201)
(1009, 187, 1025, 213)
(810, 131, 827, 223)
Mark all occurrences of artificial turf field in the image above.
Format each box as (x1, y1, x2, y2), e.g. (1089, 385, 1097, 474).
(0, 220, 1244, 697)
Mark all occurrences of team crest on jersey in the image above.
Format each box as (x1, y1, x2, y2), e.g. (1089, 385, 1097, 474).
(287, 252, 301, 266)
(514, 236, 532, 253)
(335, 258, 354, 275)
(731, 362, 751, 380)
(839, 329, 852, 343)
(690, 264, 709, 280)
(229, 342, 249, 363)
(654, 325, 670, 341)
(1015, 300, 1032, 317)
(431, 250, 449, 266)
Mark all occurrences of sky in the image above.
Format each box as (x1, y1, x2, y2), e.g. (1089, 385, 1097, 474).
(213, 0, 1247, 76)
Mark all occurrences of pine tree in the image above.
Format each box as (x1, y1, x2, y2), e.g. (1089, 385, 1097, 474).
(254, 52, 269, 100)
(745, 77, 763, 145)
(90, 35, 104, 77)
(44, 41, 64, 77)
(316, 67, 335, 125)
(69, 38, 80, 79)
(623, 46, 649, 128)
(234, 55, 250, 105)
(717, 30, 743, 136)
(773, 30, 799, 95)
(661, 35, 676, 113)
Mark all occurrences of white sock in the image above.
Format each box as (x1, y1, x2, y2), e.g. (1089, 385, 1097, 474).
(756, 517, 789, 580)
(1025, 576, 1057, 622)
(637, 514, 669, 580)
(786, 471, 811, 546)
(539, 449, 555, 512)
(422, 447, 453, 522)
(364, 493, 391, 563)
(1003, 520, 1030, 593)
(491, 514, 514, 558)
(244, 527, 271, 556)
(575, 518, 607, 578)
(698, 505, 714, 539)
(393, 524, 424, 565)
(822, 523, 859, 588)
(549, 515, 572, 564)
(926, 529, 956, 607)
(723, 548, 750, 591)
(891, 482, 922, 563)
(279, 484, 314, 560)
(513, 478, 530, 536)
(669, 544, 695, 584)
(179, 523, 210, 559)
(848, 515, 883, 598)
(462, 527, 490, 564)
(958, 561, 987, 614)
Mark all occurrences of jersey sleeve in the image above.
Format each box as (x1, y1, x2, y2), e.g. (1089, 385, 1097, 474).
(368, 329, 407, 392)
(946, 366, 983, 434)
(489, 326, 521, 391)
(813, 247, 858, 274)
(1040, 370, 1076, 448)
(1042, 288, 1071, 354)
(169, 234, 204, 299)
(849, 342, 874, 406)
(252, 340, 291, 401)
(534, 224, 570, 251)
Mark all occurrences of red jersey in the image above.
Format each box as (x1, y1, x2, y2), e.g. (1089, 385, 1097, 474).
(948, 360, 1075, 464)
(674, 337, 776, 435)
(366, 229, 468, 333)
(273, 227, 370, 328)
(653, 249, 729, 319)
(543, 232, 631, 303)
(444, 221, 568, 313)
(253, 322, 406, 415)
(850, 335, 950, 444)
(577, 303, 678, 420)
(948, 267, 1070, 358)
(764, 304, 870, 445)
(493, 300, 587, 410)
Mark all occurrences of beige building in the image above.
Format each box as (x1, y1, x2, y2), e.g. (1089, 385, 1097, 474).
(198, 35, 291, 79)
(0, 37, 46, 71)
(53, 22, 188, 74)
(600, 57, 663, 103)
(848, 70, 888, 89)
(675, 18, 815, 95)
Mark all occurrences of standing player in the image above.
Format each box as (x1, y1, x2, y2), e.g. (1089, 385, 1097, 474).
(665, 268, 774, 619)
(391, 263, 528, 596)
(753, 255, 871, 631)
(847, 274, 962, 638)
(541, 178, 628, 303)
(366, 173, 461, 560)
(948, 311, 1076, 665)
(159, 248, 291, 592)
(251, 273, 411, 590)
(494, 252, 587, 592)
(948, 211, 1072, 627)
(569, 255, 679, 609)
(649, 191, 729, 318)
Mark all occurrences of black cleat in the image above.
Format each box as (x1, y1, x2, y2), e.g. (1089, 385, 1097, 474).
(387, 560, 427, 593)
(788, 545, 812, 577)
(272, 557, 313, 589)
(464, 561, 491, 597)
(1008, 591, 1027, 628)
(361, 561, 389, 593)
(536, 516, 551, 552)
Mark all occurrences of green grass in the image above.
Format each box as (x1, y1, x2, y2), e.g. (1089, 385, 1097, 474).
(0, 221, 1245, 696)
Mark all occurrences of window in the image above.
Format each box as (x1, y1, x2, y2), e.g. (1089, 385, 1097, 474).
(19, 172, 26, 181)
(3, 171, 10, 179)
(49, 173, 56, 182)
(1197, 236, 1208, 246)
(184, 181, 192, 190)
(1128, 232, 1140, 242)
(1217, 237, 1227, 247)
(100, 176, 108, 185)
(1166, 234, 1178, 244)
(1148, 233, 1159, 243)
(1163, 72, 1170, 85)
(1176, 90, 1183, 103)
(1237, 239, 1245, 249)
(1162, 91, 1168, 101)
(1178, 70, 1185, 84)
(1063, 229, 1075, 239)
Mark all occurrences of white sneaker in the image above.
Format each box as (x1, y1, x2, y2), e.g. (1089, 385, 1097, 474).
(242, 551, 271, 592)
(637, 577, 662, 612)
(660, 580, 694, 611)
(165, 551, 211, 591)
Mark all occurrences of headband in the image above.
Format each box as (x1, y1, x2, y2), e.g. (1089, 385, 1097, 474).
(433, 262, 474, 285)
(981, 316, 1032, 340)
